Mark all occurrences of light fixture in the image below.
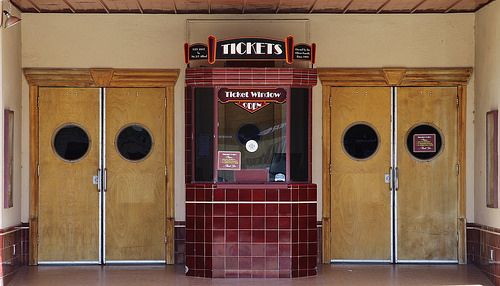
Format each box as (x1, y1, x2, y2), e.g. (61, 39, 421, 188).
(2, 10, 20, 28)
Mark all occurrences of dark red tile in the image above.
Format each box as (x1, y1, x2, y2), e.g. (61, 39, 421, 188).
(213, 217, 224, 229)
(279, 204, 291, 216)
(195, 218, 204, 229)
(252, 217, 265, 229)
(253, 189, 265, 201)
(307, 187, 317, 201)
(227, 217, 238, 229)
(252, 230, 265, 243)
(279, 270, 291, 278)
(252, 257, 266, 270)
(226, 257, 239, 269)
(279, 189, 291, 201)
(308, 256, 316, 268)
(239, 189, 252, 201)
(213, 204, 225, 216)
(252, 270, 266, 278)
(239, 217, 252, 229)
(214, 188, 225, 201)
(226, 204, 238, 216)
(253, 204, 265, 216)
(299, 204, 308, 215)
(266, 204, 278, 216)
(308, 229, 317, 242)
(186, 229, 194, 241)
(186, 188, 195, 201)
(266, 230, 278, 243)
(212, 270, 225, 278)
(299, 257, 308, 269)
(279, 244, 291, 257)
(299, 217, 308, 229)
(308, 203, 317, 216)
(299, 243, 308, 256)
(266, 270, 279, 278)
(213, 244, 225, 256)
(240, 204, 251, 216)
(239, 257, 252, 269)
(266, 244, 278, 256)
(226, 244, 239, 256)
(213, 230, 224, 243)
(186, 217, 195, 229)
(226, 189, 239, 201)
(308, 243, 317, 255)
(239, 270, 252, 278)
(213, 257, 225, 269)
(186, 204, 195, 216)
(239, 230, 252, 243)
(239, 243, 252, 256)
(186, 243, 194, 255)
(226, 230, 238, 242)
(252, 244, 265, 256)
(279, 217, 291, 229)
(266, 217, 278, 229)
(279, 257, 291, 270)
(279, 230, 291, 243)
(266, 257, 278, 270)
(266, 189, 278, 201)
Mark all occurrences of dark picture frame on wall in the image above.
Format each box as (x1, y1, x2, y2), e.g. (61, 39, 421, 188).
(4, 109, 14, 209)
(486, 110, 498, 208)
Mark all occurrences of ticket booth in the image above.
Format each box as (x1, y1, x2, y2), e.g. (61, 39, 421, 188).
(184, 36, 318, 278)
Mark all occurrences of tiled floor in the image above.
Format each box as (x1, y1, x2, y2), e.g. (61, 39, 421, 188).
(8, 264, 494, 286)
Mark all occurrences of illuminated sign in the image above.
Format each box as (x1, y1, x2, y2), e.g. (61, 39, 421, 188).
(217, 87, 287, 113)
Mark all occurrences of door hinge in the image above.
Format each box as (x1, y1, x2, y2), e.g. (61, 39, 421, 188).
(164, 236, 168, 244)
(329, 96, 332, 108)
(329, 163, 332, 174)
(456, 95, 459, 107)
(37, 96, 40, 109)
(164, 97, 167, 108)
(456, 163, 460, 176)
(165, 166, 168, 177)
(37, 164, 40, 177)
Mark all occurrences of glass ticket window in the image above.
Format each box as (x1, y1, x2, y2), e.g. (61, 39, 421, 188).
(190, 86, 311, 184)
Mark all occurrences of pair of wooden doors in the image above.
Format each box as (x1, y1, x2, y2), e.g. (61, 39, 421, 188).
(330, 86, 458, 262)
(38, 87, 166, 263)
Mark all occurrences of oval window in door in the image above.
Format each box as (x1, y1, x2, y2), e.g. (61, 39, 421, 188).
(116, 124, 153, 162)
(53, 124, 91, 162)
(342, 123, 380, 160)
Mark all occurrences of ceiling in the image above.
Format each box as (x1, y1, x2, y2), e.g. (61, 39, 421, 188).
(10, 0, 495, 14)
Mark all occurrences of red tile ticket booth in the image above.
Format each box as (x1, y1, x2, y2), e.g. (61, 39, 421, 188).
(185, 184, 317, 278)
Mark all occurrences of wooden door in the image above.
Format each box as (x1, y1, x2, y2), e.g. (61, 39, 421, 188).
(396, 87, 458, 261)
(38, 88, 100, 262)
(330, 87, 392, 261)
(105, 88, 166, 262)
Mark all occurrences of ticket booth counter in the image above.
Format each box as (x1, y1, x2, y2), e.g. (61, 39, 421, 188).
(185, 55, 318, 278)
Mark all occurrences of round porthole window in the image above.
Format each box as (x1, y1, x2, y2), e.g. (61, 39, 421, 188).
(342, 123, 380, 160)
(406, 124, 443, 161)
(53, 124, 90, 162)
(116, 124, 153, 161)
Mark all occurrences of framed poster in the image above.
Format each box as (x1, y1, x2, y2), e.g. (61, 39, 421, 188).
(4, 110, 14, 208)
(486, 110, 498, 208)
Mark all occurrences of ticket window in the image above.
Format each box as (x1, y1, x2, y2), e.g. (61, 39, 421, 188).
(191, 87, 311, 184)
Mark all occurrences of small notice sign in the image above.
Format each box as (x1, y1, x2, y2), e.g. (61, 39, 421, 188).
(413, 134, 436, 153)
(217, 151, 241, 170)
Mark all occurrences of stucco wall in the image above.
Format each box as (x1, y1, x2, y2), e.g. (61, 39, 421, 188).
(20, 13, 475, 223)
(474, 0, 500, 228)
(1, 5, 22, 228)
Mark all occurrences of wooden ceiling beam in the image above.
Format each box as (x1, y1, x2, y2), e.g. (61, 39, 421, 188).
(26, 0, 41, 12)
(445, 0, 463, 13)
(377, 0, 392, 13)
(172, 0, 177, 13)
(411, 0, 428, 13)
(275, 0, 281, 13)
(136, 0, 144, 13)
(343, 0, 354, 13)
(308, 0, 319, 13)
(96, 0, 110, 13)
(61, 0, 76, 12)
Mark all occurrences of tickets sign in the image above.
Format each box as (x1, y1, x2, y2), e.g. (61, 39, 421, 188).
(217, 87, 287, 113)
(413, 134, 436, 153)
(217, 151, 241, 170)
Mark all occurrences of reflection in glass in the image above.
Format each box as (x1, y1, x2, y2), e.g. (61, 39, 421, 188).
(343, 124, 379, 160)
(116, 124, 153, 161)
(218, 101, 286, 183)
(53, 124, 90, 161)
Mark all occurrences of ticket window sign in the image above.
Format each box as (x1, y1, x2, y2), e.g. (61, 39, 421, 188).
(218, 151, 241, 170)
(413, 134, 436, 153)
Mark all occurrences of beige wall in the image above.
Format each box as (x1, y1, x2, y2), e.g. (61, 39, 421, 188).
(21, 13, 475, 222)
(474, 1, 500, 229)
(1, 5, 22, 228)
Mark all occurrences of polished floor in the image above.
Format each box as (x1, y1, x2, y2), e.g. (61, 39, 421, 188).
(9, 264, 493, 286)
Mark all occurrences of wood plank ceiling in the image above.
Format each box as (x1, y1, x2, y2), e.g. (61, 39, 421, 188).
(11, 0, 495, 14)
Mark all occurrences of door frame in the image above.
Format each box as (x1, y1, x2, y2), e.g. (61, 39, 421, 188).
(24, 68, 179, 265)
(318, 67, 472, 264)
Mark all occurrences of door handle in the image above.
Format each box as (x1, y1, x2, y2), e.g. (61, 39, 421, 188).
(394, 167, 399, 191)
(103, 168, 107, 192)
(385, 167, 392, 191)
(94, 168, 102, 192)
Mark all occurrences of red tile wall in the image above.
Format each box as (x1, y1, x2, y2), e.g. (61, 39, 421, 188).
(467, 223, 500, 286)
(185, 183, 317, 278)
(0, 225, 29, 285)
